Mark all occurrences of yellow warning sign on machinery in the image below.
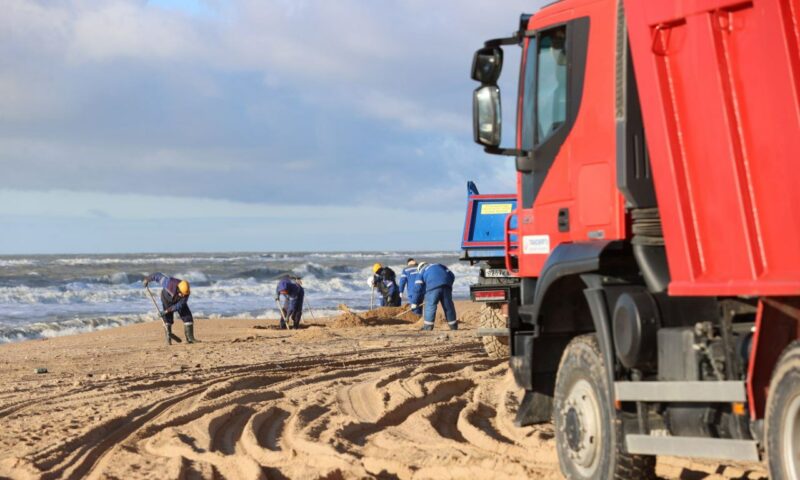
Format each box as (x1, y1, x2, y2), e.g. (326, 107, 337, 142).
(480, 203, 513, 215)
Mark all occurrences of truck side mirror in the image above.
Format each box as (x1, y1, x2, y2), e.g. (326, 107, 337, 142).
(470, 35, 531, 159)
(473, 85, 502, 147)
(471, 47, 504, 84)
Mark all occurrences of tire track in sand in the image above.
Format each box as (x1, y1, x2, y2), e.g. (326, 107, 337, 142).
(0, 325, 769, 480)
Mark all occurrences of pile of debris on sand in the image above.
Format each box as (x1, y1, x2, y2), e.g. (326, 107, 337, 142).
(331, 304, 420, 328)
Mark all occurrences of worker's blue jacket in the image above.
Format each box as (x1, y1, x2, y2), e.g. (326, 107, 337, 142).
(276, 277, 303, 298)
(146, 272, 189, 313)
(410, 264, 455, 305)
(276, 277, 305, 314)
(398, 266, 422, 298)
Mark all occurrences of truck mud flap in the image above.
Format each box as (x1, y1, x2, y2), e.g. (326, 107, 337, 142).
(514, 383, 555, 427)
(510, 332, 534, 389)
(510, 332, 556, 426)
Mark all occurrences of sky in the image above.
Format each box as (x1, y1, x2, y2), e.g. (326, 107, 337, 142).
(0, 0, 542, 254)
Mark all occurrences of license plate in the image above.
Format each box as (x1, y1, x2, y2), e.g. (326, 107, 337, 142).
(484, 268, 511, 278)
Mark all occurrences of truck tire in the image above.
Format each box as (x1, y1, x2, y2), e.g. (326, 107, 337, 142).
(766, 341, 800, 480)
(554, 334, 655, 480)
(480, 304, 509, 359)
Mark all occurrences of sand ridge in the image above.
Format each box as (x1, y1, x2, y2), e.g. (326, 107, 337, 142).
(0, 301, 768, 479)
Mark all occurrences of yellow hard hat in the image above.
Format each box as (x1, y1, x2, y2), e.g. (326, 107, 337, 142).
(178, 280, 191, 296)
(372, 263, 382, 273)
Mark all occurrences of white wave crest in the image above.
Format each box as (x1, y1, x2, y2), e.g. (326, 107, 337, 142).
(0, 284, 146, 305)
(0, 259, 38, 267)
(174, 270, 211, 285)
(0, 313, 152, 344)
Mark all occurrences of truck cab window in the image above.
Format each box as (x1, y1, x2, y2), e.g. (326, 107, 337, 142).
(536, 27, 567, 143)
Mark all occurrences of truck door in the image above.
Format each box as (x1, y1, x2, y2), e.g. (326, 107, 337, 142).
(515, 20, 581, 278)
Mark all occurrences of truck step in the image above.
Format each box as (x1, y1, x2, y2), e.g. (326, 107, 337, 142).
(475, 328, 510, 337)
(614, 381, 746, 402)
(625, 434, 759, 462)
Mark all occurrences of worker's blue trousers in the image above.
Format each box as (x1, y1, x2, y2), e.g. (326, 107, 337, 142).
(422, 286, 457, 329)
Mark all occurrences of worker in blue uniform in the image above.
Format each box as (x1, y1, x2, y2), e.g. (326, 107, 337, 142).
(398, 258, 423, 315)
(369, 263, 401, 307)
(275, 276, 304, 329)
(410, 262, 458, 331)
(143, 272, 197, 344)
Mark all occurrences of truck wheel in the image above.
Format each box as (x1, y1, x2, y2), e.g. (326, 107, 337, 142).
(480, 304, 510, 359)
(766, 341, 800, 480)
(554, 334, 655, 480)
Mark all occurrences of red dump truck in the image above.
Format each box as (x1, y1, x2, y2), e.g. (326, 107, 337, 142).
(470, 0, 800, 478)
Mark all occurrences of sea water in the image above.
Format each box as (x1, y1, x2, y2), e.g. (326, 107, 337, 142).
(0, 252, 478, 343)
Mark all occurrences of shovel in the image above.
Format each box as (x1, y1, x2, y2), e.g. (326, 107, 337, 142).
(370, 286, 375, 310)
(392, 306, 415, 318)
(145, 285, 182, 343)
(275, 298, 292, 330)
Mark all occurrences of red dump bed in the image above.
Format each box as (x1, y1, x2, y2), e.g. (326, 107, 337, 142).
(626, 0, 800, 296)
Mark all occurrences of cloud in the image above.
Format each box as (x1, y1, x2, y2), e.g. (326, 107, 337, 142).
(149, 0, 220, 17)
(0, 0, 542, 252)
(70, 2, 203, 62)
(1, 0, 534, 129)
(356, 91, 467, 133)
(0, 188, 465, 253)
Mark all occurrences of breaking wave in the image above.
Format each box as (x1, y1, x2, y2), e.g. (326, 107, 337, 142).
(0, 313, 152, 344)
(0, 259, 39, 267)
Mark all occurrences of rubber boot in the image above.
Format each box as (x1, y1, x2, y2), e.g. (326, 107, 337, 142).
(165, 324, 173, 345)
(449, 322, 459, 331)
(420, 324, 434, 331)
(184, 323, 197, 344)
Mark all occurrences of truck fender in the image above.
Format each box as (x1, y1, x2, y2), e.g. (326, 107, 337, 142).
(512, 242, 628, 425)
(581, 274, 617, 405)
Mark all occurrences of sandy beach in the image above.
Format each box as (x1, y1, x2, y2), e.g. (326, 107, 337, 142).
(0, 301, 768, 479)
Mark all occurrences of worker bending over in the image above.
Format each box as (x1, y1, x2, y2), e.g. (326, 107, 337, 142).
(143, 272, 197, 344)
(411, 262, 458, 331)
(276, 276, 304, 329)
(368, 263, 401, 307)
(398, 258, 423, 315)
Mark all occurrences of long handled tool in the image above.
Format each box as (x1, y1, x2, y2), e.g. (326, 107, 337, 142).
(145, 285, 182, 343)
(393, 306, 415, 318)
(370, 286, 375, 310)
(275, 298, 292, 330)
(303, 297, 317, 321)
